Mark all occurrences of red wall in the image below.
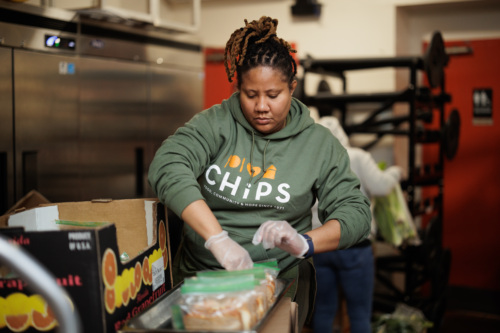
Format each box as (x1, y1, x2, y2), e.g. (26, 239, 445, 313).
(424, 38, 500, 291)
(203, 48, 236, 110)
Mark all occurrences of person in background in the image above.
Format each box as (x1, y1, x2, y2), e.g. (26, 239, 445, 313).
(148, 16, 371, 329)
(311, 115, 403, 333)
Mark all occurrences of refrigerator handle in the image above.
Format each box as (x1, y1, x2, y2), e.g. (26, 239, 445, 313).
(22, 151, 38, 196)
(135, 147, 144, 197)
(0, 152, 7, 213)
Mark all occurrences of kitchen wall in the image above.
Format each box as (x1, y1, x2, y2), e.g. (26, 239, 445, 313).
(197, 0, 498, 90)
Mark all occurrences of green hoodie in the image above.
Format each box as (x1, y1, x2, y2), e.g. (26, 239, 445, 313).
(148, 92, 371, 276)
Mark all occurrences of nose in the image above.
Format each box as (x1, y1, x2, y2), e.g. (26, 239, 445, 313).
(255, 96, 270, 112)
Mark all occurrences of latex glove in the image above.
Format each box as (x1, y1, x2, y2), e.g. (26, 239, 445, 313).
(204, 230, 254, 270)
(252, 220, 309, 258)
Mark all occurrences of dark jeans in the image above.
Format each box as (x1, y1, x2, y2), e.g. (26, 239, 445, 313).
(312, 244, 374, 333)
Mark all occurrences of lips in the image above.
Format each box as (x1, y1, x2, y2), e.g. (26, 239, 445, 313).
(255, 118, 271, 125)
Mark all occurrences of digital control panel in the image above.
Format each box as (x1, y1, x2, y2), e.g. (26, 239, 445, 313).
(45, 35, 76, 50)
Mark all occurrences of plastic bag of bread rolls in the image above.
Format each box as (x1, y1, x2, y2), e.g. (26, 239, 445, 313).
(196, 267, 274, 320)
(175, 275, 259, 331)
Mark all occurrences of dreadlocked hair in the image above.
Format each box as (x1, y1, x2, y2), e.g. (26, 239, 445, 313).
(224, 16, 297, 89)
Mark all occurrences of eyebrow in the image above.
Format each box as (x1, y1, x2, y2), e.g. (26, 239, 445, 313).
(244, 88, 283, 94)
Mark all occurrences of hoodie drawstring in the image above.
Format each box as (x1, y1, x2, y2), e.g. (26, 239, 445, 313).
(250, 132, 256, 177)
(250, 131, 271, 184)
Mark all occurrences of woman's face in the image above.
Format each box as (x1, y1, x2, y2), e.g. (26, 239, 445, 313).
(239, 66, 297, 135)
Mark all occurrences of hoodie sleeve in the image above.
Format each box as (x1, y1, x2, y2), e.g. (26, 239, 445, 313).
(316, 140, 372, 249)
(148, 107, 223, 217)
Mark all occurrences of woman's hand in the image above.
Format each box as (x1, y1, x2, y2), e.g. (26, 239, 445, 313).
(204, 231, 254, 270)
(252, 220, 309, 258)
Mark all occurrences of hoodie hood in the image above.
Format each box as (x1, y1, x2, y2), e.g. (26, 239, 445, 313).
(227, 92, 315, 139)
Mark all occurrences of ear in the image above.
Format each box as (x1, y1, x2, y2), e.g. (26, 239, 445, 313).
(290, 80, 298, 95)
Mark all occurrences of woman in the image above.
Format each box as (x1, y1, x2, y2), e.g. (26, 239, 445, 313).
(148, 16, 371, 328)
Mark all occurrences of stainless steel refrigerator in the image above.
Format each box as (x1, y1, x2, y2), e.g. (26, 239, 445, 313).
(0, 3, 203, 213)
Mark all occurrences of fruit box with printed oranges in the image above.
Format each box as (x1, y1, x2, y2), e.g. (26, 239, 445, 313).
(0, 198, 173, 333)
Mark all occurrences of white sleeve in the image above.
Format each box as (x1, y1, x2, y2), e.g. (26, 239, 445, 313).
(310, 200, 322, 230)
(348, 148, 402, 197)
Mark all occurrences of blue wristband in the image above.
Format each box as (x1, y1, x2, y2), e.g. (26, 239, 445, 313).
(301, 234, 314, 259)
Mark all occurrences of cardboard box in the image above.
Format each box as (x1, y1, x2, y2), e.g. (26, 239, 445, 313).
(260, 297, 299, 333)
(0, 199, 173, 333)
(0, 190, 51, 228)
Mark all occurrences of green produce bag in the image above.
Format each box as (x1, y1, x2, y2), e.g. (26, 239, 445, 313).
(372, 303, 433, 333)
(373, 164, 420, 247)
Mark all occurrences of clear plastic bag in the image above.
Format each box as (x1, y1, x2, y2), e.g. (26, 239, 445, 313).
(176, 277, 258, 331)
(193, 273, 268, 321)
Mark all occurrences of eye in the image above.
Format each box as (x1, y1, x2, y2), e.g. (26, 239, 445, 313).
(267, 90, 281, 99)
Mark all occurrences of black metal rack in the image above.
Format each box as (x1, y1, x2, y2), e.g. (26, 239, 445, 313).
(297, 31, 457, 331)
